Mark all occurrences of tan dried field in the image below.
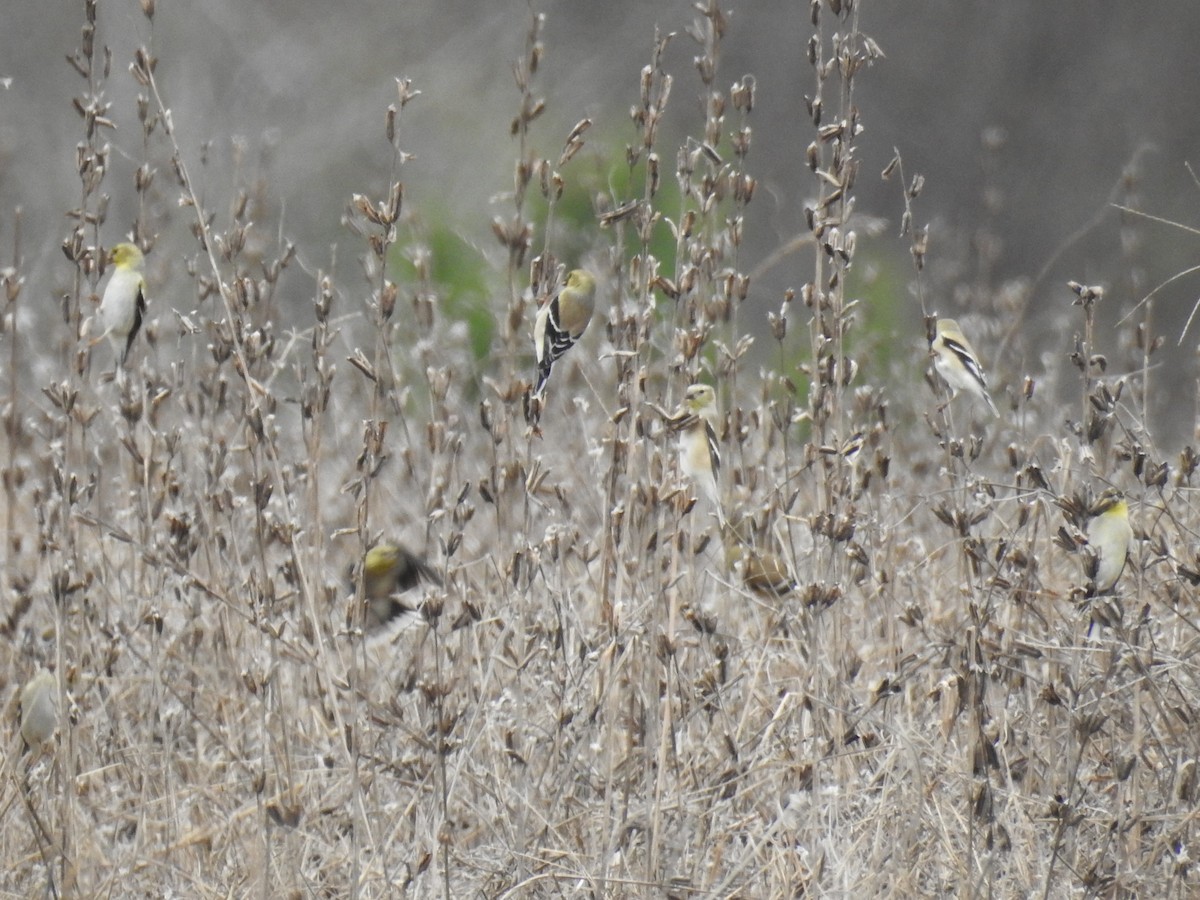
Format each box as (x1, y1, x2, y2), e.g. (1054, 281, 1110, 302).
(2, 2, 1200, 898)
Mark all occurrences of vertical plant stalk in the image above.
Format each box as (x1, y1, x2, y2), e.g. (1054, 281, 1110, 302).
(800, 0, 880, 605)
(2, 214, 22, 604)
(499, 10, 543, 372)
(132, 25, 388, 898)
(605, 26, 675, 890)
(53, 0, 121, 887)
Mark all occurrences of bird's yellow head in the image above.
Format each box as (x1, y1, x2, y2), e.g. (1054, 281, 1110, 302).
(110, 242, 144, 270)
(933, 318, 962, 344)
(364, 544, 400, 578)
(684, 383, 716, 414)
(566, 269, 595, 293)
(1090, 490, 1127, 519)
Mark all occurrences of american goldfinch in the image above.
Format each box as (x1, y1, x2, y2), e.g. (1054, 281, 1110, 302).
(357, 543, 441, 631)
(19, 669, 58, 753)
(532, 268, 597, 399)
(728, 545, 797, 597)
(1084, 491, 1132, 596)
(930, 317, 998, 416)
(676, 383, 722, 512)
(96, 242, 147, 366)
(722, 517, 796, 597)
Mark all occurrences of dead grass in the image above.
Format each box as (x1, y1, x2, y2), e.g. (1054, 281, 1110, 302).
(0, 1, 1198, 898)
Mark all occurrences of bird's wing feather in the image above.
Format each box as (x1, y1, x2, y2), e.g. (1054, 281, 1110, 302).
(123, 279, 146, 363)
(705, 420, 720, 479)
(941, 335, 988, 389)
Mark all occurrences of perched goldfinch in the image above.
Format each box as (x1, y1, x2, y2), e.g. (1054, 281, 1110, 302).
(722, 517, 796, 598)
(930, 317, 998, 416)
(1085, 491, 1133, 596)
(532, 268, 597, 399)
(728, 545, 797, 597)
(676, 383, 722, 513)
(96, 242, 147, 366)
(356, 543, 441, 631)
(19, 669, 58, 753)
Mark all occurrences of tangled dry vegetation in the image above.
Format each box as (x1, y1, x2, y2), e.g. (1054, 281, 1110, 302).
(2, 1, 1200, 897)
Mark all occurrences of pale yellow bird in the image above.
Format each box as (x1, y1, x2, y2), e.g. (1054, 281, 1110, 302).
(532, 268, 597, 398)
(1085, 491, 1133, 596)
(930, 317, 998, 416)
(19, 669, 58, 753)
(96, 242, 147, 366)
(676, 383, 721, 513)
(355, 542, 441, 631)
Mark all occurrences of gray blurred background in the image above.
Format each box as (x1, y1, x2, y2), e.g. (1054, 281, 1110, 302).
(3, 1, 1200, 441)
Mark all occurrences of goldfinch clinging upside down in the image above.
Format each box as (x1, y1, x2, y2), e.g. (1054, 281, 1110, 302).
(930, 317, 998, 416)
(96, 242, 147, 366)
(532, 268, 596, 399)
